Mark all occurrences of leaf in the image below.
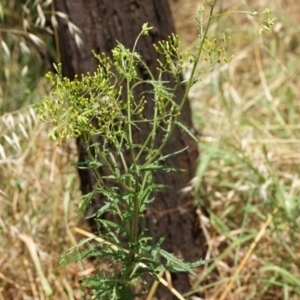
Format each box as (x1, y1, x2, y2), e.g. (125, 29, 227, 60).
(175, 121, 198, 142)
(159, 249, 197, 276)
(98, 219, 119, 229)
(73, 160, 106, 169)
(87, 201, 112, 218)
(195, 146, 217, 184)
(261, 265, 300, 286)
(109, 152, 121, 177)
(140, 164, 184, 172)
(157, 146, 189, 162)
(189, 258, 214, 268)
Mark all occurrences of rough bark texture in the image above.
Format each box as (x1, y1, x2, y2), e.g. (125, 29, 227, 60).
(54, 0, 205, 297)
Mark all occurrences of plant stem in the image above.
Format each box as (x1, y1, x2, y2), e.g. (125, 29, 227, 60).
(141, 1, 217, 168)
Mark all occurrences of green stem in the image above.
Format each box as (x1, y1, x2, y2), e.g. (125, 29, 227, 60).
(83, 132, 106, 188)
(149, 91, 159, 152)
(212, 10, 259, 18)
(126, 81, 136, 169)
(141, 1, 217, 168)
(83, 132, 130, 192)
(124, 73, 141, 278)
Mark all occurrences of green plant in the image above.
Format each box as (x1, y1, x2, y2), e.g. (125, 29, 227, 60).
(35, 1, 276, 299)
(36, 23, 211, 300)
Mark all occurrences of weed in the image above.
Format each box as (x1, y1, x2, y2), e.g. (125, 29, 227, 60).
(35, 13, 219, 297)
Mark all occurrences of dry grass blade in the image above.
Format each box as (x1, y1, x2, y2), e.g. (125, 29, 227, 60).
(146, 270, 165, 300)
(219, 206, 279, 300)
(0, 145, 6, 160)
(23, 258, 39, 300)
(18, 233, 53, 297)
(0, 105, 81, 299)
(0, 272, 26, 291)
(1, 40, 10, 58)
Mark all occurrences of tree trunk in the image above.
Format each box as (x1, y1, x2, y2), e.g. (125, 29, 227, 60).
(54, 0, 205, 297)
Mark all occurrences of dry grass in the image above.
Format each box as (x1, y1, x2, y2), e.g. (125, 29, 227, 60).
(0, 103, 85, 299)
(172, 0, 300, 299)
(1, 0, 300, 299)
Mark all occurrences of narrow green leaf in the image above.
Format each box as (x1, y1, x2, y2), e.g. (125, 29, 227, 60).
(159, 249, 197, 276)
(157, 146, 189, 162)
(140, 164, 184, 172)
(175, 121, 198, 142)
(261, 265, 300, 286)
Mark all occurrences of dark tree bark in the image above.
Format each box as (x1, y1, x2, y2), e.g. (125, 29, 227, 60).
(54, 0, 205, 297)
